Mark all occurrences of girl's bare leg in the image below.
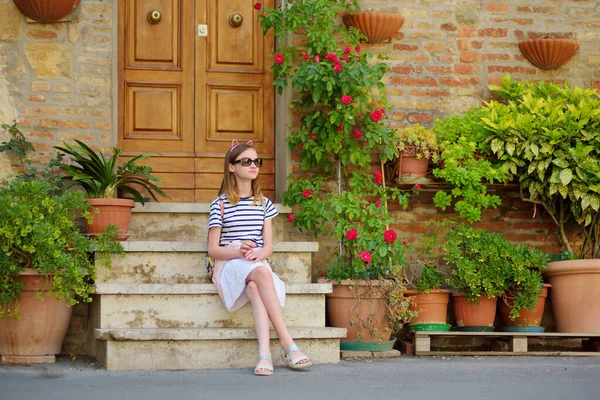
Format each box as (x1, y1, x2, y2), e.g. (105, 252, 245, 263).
(246, 266, 310, 364)
(246, 281, 272, 373)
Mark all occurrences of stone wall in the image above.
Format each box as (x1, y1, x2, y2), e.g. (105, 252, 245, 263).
(0, 0, 115, 179)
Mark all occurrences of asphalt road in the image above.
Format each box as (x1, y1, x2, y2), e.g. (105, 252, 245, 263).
(1, 355, 599, 400)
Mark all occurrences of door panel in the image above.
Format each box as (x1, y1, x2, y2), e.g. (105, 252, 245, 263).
(195, 0, 274, 202)
(119, 0, 274, 203)
(126, 0, 181, 69)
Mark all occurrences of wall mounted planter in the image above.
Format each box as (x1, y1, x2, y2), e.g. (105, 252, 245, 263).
(518, 37, 580, 70)
(13, 0, 81, 23)
(343, 12, 404, 43)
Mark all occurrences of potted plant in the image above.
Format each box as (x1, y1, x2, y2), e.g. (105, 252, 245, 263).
(482, 75, 600, 332)
(432, 110, 509, 223)
(403, 219, 454, 332)
(0, 126, 122, 364)
(388, 123, 440, 182)
(53, 140, 169, 240)
(498, 244, 551, 332)
(258, 0, 415, 350)
(444, 224, 508, 331)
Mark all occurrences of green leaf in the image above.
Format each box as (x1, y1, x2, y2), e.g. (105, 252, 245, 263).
(379, 246, 388, 257)
(506, 142, 516, 156)
(552, 158, 569, 168)
(560, 169, 573, 186)
(490, 139, 503, 154)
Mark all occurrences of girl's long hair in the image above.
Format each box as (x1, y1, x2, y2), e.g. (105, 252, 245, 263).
(219, 144, 263, 205)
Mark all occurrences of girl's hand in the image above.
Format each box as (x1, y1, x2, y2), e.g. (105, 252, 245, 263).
(241, 240, 256, 256)
(244, 248, 261, 261)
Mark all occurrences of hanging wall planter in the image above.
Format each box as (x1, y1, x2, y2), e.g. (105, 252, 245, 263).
(13, 0, 81, 23)
(343, 11, 404, 43)
(518, 36, 580, 70)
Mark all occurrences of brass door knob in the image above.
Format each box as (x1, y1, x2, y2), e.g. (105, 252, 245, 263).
(229, 13, 243, 27)
(147, 10, 162, 24)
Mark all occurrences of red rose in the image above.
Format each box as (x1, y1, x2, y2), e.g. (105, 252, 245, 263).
(342, 56, 350, 62)
(314, 55, 320, 63)
(333, 62, 342, 72)
(360, 250, 372, 263)
(287, 213, 294, 223)
(370, 109, 383, 122)
(384, 229, 397, 244)
(346, 228, 358, 241)
(325, 53, 338, 61)
(375, 200, 381, 207)
(341, 95, 352, 104)
(302, 189, 313, 198)
(355, 45, 361, 53)
(303, 53, 310, 60)
(321, 271, 327, 277)
(308, 132, 317, 141)
(253, 3, 262, 10)
(402, 240, 408, 247)
(353, 129, 363, 138)
(343, 47, 351, 54)
(414, 184, 421, 189)
(373, 171, 383, 184)
(273, 53, 285, 64)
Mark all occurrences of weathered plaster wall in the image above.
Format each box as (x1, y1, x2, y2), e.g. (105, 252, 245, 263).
(0, 0, 115, 181)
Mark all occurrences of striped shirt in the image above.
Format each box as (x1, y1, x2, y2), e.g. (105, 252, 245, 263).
(208, 195, 278, 247)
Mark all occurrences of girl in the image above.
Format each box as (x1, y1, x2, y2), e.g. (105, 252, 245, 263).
(207, 140, 312, 376)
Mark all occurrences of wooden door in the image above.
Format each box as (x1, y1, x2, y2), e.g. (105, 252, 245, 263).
(118, 0, 274, 202)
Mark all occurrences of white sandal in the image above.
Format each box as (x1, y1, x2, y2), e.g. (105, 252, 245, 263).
(281, 343, 312, 370)
(254, 354, 274, 376)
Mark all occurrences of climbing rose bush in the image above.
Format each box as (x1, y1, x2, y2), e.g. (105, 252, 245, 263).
(258, 0, 409, 280)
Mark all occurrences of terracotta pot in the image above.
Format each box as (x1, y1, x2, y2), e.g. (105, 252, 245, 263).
(451, 293, 497, 327)
(499, 284, 550, 327)
(326, 280, 392, 342)
(398, 148, 429, 177)
(518, 38, 579, 70)
(0, 269, 73, 364)
(544, 259, 600, 333)
(86, 198, 135, 241)
(13, 0, 81, 23)
(406, 289, 450, 325)
(343, 12, 404, 43)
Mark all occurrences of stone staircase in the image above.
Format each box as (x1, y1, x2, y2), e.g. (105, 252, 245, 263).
(89, 203, 346, 371)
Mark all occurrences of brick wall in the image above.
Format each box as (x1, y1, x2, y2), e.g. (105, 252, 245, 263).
(358, 0, 600, 127)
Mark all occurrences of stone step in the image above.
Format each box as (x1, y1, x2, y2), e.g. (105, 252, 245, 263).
(128, 202, 292, 242)
(94, 327, 346, 371)
(92, 283, 331, 329)
(96, 241, 316, 284)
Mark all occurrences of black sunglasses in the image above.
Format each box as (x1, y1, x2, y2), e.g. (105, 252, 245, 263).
(231, 157, 263, 167)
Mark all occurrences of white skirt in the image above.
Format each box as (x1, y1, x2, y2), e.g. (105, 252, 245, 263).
(219, 257, 286, 312)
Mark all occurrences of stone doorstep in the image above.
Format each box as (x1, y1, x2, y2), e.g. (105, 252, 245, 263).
(93, 291, 327, 329)
(118, 241, 318, 253)
(94, 327, 346, 371)
(94, 283, 332, 295)
(95, 327, 346, 341)
(128, 204, 293, 242)
(132, 202, 292, 213)
(96, 250, 313, 285)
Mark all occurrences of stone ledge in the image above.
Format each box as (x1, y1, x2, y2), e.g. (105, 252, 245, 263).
(95, 327, 347, 341)
(340, 349, 402, 359)
(94, 283, 333, 295)
(133, 202, 291, 214)
(120, 241, 318, 252)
